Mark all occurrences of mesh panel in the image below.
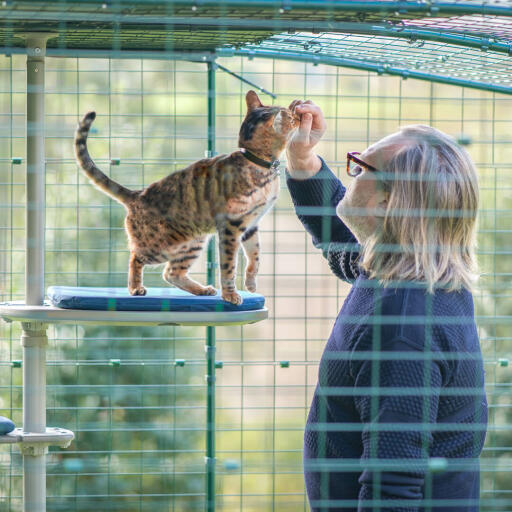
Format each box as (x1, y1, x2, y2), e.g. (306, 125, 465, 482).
(0, 2, 511, 511)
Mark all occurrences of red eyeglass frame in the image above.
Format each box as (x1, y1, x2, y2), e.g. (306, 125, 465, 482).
(346, 151, 380, 176)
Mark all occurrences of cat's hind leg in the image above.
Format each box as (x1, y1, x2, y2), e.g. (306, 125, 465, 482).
(128, 252, 147, 296)
(162, 237, 216, 296)
(241, 226, 260, 292)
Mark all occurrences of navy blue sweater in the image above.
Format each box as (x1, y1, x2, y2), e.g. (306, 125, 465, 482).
(286, 158, 488, 512)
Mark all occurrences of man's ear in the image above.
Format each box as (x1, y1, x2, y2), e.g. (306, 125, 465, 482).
(376, 190, 390, 216)
(246, 90, 263, 111)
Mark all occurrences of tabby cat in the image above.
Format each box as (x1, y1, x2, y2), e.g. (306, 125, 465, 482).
(74, 91, 299, 305)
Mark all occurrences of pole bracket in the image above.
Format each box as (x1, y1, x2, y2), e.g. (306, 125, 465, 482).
(15, 32, 57, 56)
(21, 323, 48, 348)
(0, 427, 74, 456)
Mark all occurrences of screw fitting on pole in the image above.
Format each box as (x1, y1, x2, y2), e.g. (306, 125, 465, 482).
(20, 323, 48, 348)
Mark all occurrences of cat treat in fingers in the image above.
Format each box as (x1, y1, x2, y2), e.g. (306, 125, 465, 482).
(74, 91, 299, 305)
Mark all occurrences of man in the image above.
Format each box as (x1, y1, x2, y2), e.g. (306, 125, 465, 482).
(285, 100, 488, 511)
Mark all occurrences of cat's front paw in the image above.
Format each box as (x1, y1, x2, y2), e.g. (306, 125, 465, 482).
(129, 286, 147, 296)
(245, 273, 257, 293)
(222, 290, 243, 305)
(199, 285, 217, 296)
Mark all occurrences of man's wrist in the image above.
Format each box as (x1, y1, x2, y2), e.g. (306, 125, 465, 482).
(286, 153, 323, 180)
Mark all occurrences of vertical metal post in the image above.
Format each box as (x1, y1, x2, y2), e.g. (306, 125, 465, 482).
(20, 32, 54, 512)
(25, 34, 49, 306)
(205, 59, 216, 512)
(21, 322, 48, 512)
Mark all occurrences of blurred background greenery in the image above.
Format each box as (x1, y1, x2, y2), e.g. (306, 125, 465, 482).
(0, 54, 510, 511)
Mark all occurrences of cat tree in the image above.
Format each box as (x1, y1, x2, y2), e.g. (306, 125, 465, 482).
(0, 2, 510, 511)
(0, 37, 267, 512)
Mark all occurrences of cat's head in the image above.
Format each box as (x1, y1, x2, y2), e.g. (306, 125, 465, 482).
(238, 91, 300, 158)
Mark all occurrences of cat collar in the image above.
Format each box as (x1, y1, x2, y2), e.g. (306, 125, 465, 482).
(240, 149, 280, 171)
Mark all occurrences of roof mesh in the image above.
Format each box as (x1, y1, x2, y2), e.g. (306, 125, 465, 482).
(0, 0, 510, 94)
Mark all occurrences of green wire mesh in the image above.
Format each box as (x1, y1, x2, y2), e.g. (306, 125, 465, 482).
(0, 1, 511, 93)
(1, 53, 511, 512)
(235, 31, 512, 93)
(0, 1, 511, 511)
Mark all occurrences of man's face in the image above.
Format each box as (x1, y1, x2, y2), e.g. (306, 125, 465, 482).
(336, 137, 404, 243)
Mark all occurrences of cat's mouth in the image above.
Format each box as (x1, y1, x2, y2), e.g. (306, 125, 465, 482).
(286, 122, 300, 140)
(273, 110, 300, 136)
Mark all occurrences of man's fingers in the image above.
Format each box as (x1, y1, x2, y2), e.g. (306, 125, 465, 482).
(294, 103, 320, 116)
(298, 112, 313, 140)
(295, 103, 326, 132)
(288, 99, 304, 112)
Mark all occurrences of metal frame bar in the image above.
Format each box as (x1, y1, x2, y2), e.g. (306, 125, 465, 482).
(7, 0, 512, 17)
(0, 46, 218, 61)
(214, 62, 277, 99)
(206, 60, 217, 512)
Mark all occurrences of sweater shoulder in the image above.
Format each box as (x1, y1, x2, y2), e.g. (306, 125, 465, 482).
(351, 279, 474, 352)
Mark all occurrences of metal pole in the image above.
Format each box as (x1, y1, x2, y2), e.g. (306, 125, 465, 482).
(20, 32, 54, 512)
(25, 33, 50, 306)
(21, 322, 48, 512)
(205, 60, 216, 512)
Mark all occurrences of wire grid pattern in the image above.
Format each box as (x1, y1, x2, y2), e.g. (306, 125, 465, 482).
(3, 0, 512, 28)
(241, 30, 512, 88)
(0, 56, 511, 510)
(404, 14, 512, 41)
(1, 1, 512, 98)
(1, 1, 512, 48)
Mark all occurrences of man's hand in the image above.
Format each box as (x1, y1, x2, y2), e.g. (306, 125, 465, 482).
(286, 100, 327, 180)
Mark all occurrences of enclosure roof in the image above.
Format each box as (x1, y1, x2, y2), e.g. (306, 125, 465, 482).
(1, 0, 511, 94)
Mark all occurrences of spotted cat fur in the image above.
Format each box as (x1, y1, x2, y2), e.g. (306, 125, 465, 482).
(74, 91, 299, 305)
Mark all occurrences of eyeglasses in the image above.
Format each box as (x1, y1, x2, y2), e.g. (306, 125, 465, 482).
(347, 151, 380, 177)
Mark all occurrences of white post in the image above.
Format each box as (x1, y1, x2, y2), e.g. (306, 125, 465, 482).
(25, 33, 50, 306)
(21, 322, 48, 512)
(20, 32, 54, 512)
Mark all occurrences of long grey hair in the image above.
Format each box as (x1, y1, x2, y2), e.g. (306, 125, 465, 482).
(359, 124, 480, 294)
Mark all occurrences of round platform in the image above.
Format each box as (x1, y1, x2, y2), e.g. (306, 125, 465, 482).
(0, 302, 268, 327)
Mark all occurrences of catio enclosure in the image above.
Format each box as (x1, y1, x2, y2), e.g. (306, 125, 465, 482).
(0, 1, 511, 511)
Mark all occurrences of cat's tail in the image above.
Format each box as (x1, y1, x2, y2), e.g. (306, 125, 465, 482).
(74, 112, 135, 205)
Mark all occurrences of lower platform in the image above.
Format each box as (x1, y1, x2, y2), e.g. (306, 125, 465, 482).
(0, 302, 268, 326)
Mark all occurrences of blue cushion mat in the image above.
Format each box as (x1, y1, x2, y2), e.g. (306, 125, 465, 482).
(47, 286, 265, 312)
(0, 416, 15, 435)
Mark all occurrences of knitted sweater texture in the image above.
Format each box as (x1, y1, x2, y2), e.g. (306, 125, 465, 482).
(286, 158, 488, 512)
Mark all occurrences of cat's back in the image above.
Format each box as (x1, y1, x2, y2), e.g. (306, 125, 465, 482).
(132, 151, 276, 221)
(136, 153, 227, 207)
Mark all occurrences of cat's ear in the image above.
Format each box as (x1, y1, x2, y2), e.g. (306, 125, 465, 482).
(246, 90, 263, 111)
